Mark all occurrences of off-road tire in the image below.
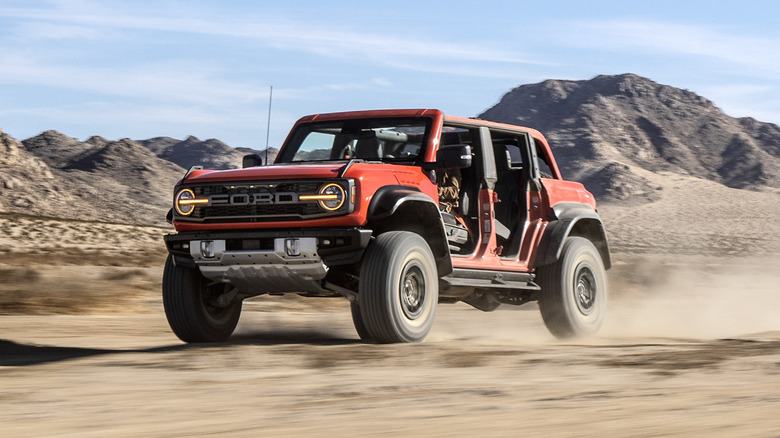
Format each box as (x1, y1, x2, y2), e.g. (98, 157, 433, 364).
(537, 237, 607, 339)
(358, 231, 438, 343)
(162, 255, 242, 343)
(350, 302, 373, 341)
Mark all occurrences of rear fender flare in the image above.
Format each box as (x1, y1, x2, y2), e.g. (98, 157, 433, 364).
(534, 203, 611, 269)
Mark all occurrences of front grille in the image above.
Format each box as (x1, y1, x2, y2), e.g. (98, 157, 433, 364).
(193, 181, 322, 197)
(175, 179, 352, 223)
(191, 203, 322, 221)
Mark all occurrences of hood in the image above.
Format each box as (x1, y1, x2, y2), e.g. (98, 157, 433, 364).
(182, 163, 344, 183)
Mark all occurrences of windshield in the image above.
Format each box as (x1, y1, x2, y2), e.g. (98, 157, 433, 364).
(277, 118, 431, 163)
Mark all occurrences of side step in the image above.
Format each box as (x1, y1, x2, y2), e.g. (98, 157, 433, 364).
(440, 268, 540, 290)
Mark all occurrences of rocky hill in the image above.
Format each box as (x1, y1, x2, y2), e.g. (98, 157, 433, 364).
(140, 136, 260, 170)
(480, 73, 780, 202)
(0, 130, 271, 225)
(4, 73, 780, 228)
(1, 131, 183, 224)
(0, 129, 68, 218)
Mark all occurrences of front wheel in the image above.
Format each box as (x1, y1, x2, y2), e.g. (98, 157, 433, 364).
(162, 255, 242, 343)
(358, 231, 438, 343)
(537, 237, 607, 339)
(350, 302, 373, 341)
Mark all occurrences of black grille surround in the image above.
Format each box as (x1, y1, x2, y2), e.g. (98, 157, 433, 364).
(173, 179, 354, 223)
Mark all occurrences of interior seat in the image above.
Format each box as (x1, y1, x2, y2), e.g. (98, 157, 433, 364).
(492, 144, 523, 242)
(355, 136, 382, 159)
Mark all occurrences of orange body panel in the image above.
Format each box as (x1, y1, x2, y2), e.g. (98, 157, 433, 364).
(170, 108, 600, 274)
(173, 162, 439, 232)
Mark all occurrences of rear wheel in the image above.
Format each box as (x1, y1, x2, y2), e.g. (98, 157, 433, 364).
(537, 237, 607, 339)
(358, 231, 438, 343)
(162, 255, 242, 343)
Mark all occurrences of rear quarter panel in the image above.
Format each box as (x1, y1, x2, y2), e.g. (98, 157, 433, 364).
(540, 178, 597, 211)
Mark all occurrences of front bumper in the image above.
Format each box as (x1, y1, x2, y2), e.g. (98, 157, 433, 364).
(164, 228, 372, 295)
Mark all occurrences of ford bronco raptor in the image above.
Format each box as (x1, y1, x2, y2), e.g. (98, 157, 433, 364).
(163, 109, 610, 343)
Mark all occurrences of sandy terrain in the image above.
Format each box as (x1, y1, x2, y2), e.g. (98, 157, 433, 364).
(2, 303, 780, 437)
(2, 171, 780, 437)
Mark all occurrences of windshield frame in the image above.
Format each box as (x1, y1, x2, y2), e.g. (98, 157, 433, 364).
(276, 117, 433, 165)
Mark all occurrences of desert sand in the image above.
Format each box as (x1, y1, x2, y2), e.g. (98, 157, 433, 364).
(2, 170, 780, 437)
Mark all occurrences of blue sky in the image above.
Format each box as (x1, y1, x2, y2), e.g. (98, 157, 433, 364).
(2, 0, 780, 149)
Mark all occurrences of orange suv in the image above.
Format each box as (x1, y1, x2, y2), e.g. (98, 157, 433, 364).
(163, 109, 610, 343)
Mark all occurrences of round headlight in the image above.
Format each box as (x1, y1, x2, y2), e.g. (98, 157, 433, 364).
(175, 188, 196, 216)
(318, 183, 345, 211)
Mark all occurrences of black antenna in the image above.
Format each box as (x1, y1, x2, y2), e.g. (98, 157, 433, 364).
(265, 85, 273, 165)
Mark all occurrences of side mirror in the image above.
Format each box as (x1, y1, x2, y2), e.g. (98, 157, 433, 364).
(242, 153, 264, 168)
(424, 144, 472, 170)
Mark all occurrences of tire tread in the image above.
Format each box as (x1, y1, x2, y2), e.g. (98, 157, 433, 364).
(359, 231, 437, 343)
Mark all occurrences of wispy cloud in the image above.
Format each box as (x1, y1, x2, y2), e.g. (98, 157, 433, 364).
(554, 19, 780, 74)
(5, 2, 780, 145)
(273, 78, 394, 100)
(0, 1, 539, 70)
(0, 99, 273, 145)
(0, 0, 549, 123)
(11, 21, 105, 40)
(0, 50, 265, 105)
(698, 83, 780, 121)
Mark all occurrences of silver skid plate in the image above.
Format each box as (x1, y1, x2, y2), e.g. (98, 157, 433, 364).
(190, 238, 327, 295)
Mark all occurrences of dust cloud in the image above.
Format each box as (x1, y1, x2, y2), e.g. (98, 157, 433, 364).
(602, 254, 780, 340)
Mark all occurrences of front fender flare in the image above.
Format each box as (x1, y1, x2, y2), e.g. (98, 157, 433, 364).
(367, 186, 452, 276)
(368, 185, 435, 220)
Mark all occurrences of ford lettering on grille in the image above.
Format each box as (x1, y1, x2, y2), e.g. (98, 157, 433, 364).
(175, 179, 352, 223)
(211, 192, 299, 205)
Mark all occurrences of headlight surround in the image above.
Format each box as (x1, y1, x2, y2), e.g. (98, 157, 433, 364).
(175, 188, 208, 216)
(317, 183, 345, 211)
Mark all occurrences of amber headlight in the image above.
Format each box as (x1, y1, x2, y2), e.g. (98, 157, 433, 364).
(175, 188, 208, 216)
(319, 183, 346, 210)
(298, 183, 347, 211)
(299, 183, 347, 211)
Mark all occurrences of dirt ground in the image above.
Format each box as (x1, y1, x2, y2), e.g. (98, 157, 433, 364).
(2, 295, 780, 437)
(2, 214, 780, 437)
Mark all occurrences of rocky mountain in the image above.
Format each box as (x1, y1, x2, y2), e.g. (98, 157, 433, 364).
(0, 131, 273, 225)
(236, 146, 279, 165)
(8, 131, 185, 224)
(5, 73, 780, 225)
(0, 129, 274, 225)
(480, 73, 780, 202)
(140, 136, 259, 170)
(0, 129, 69, 218)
